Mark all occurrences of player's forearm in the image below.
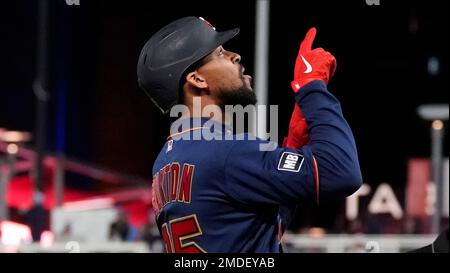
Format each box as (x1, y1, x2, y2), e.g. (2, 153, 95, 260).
(295, 80, 362, 200)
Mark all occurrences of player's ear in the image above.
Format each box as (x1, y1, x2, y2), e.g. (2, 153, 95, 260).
(185, 71, 208, 89)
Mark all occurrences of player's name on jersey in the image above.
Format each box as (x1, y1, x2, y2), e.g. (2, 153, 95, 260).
(152, 162, 195, 215)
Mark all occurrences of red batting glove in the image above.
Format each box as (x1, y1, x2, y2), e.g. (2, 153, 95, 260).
(283, 103, 310, 148)
(291, 27, 337, 92)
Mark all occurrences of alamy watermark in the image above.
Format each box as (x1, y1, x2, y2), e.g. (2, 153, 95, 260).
(65, 241, 81, 253)
(169, 97, 279, 151)
(65, 0, 80, 6)
(365, 0, 380, 6)
(365, 241, 381, 253)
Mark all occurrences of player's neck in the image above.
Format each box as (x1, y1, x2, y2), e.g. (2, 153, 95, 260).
(182, 96, 228, 125)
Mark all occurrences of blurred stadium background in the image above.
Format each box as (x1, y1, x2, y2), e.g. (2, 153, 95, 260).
(0, 0, 448, 253)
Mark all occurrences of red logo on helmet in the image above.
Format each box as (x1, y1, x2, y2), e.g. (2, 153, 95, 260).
(199, 17, 216, 30)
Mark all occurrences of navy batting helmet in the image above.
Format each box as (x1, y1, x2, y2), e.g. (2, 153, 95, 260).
(137, 16, 239, 114)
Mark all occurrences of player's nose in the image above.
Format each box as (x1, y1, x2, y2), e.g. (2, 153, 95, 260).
(228, 51, 241, 64)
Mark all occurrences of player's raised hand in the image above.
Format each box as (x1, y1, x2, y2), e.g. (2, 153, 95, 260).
(291, 27, 336, 92)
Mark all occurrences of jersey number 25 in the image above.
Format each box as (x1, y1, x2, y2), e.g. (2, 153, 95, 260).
(161, 214, 206, 253)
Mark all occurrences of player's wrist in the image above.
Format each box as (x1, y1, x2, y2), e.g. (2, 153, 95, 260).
(291, 78, 325, 92)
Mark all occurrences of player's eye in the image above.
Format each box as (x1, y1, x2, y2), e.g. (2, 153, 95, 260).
(219, 48, 224, 56)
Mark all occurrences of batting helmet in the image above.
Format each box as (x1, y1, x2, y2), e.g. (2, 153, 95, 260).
(137, 16, 240, 114)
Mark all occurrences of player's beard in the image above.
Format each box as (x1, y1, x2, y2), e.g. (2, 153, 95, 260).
(217, 81, 257, 110)
(217, 81, 257, 134)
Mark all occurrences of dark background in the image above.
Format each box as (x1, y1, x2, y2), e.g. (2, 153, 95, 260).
(1, 0, 448, 231)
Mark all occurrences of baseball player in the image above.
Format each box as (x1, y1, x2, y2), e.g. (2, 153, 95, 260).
(137, 17, 362, 253)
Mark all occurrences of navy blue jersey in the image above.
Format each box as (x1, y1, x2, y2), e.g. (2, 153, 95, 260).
(151, 80, 362, 253)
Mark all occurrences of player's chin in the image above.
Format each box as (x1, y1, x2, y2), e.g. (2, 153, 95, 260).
(243, 75, 253, 90)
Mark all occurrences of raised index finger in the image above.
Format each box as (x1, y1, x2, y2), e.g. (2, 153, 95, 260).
(299, 27, 317, 54)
